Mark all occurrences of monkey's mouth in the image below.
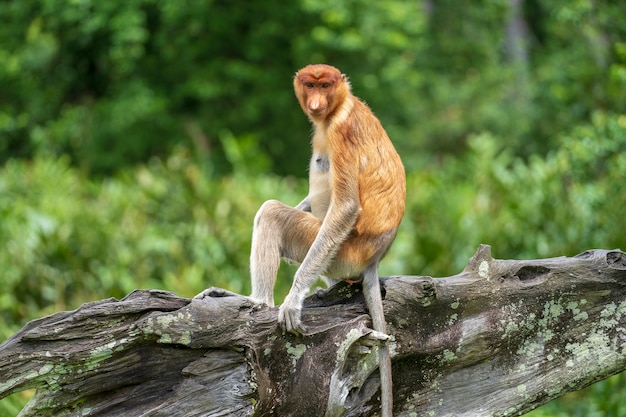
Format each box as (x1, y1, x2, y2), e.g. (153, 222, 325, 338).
(308, 108, 326, 118)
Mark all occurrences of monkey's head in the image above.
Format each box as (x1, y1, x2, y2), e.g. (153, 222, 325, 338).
(294, 64, 350, 122)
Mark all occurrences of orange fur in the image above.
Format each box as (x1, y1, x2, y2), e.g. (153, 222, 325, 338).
(294, 64, 406, 274)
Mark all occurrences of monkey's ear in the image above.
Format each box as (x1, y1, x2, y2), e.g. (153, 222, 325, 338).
(341, 73, 351, 89)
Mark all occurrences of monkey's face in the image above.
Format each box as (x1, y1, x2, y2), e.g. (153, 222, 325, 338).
(294, 64, 346, 122)
(301, 81, 334, 119)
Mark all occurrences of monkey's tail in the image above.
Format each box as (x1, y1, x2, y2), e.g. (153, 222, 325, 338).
(362, 263, 393, 417)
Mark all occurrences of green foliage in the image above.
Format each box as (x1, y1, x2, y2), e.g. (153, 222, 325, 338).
(526, 373, 626, 417)
(1, 0, 625, 176)
(0, 0, 316, 175)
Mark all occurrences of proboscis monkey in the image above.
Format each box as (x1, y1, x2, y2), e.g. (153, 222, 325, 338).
(250, 64, 405, 416)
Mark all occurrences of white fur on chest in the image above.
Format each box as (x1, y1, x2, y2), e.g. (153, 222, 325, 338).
(308, 152, 331, 219)
(306, 96, 354, 220)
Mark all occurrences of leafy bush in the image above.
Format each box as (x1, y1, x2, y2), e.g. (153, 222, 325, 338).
(0, 149, 304, 330)
(400, 112, 626, 278)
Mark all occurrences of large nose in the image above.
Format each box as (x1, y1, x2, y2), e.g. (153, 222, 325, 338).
(308, 95, 322, 111)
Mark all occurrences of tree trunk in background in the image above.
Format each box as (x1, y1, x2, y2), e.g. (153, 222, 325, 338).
(506, 0, 530, 70)
(1, 245, 626, 417)
(505, 0, 531, 120)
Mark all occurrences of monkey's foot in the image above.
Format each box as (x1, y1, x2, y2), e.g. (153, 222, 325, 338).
(194, 287, 267, 311)
(363, 330, 394, 346)
(193, 287, 243, 300)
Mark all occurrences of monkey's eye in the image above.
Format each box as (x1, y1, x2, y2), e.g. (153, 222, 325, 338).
(321, 83, 331, 89)
(304, 82, 314, 89)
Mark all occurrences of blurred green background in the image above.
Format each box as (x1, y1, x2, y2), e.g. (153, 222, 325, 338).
(1, 0, 625, 415)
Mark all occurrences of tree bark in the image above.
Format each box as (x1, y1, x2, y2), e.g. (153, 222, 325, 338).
(1, 245, 626, 417)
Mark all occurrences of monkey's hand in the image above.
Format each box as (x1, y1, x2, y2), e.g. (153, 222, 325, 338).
(278, 294, 305, 334)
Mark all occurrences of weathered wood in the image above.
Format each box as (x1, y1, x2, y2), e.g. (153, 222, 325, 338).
(1, 245, 625, 417)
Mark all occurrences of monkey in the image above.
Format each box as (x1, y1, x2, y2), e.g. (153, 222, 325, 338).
(249, 64, 406, 417)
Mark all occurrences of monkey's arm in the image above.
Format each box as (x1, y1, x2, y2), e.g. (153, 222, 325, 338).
(295, 197, 311, 212)
(279, 199, 360, 332)
(279, 160, 360, 332)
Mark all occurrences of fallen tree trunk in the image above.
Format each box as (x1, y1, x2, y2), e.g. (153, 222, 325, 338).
(1, 245, 626, 417)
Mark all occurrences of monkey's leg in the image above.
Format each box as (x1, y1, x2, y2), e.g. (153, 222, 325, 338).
(250, 199, 320, 307)
(362, 262, 393, 417)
